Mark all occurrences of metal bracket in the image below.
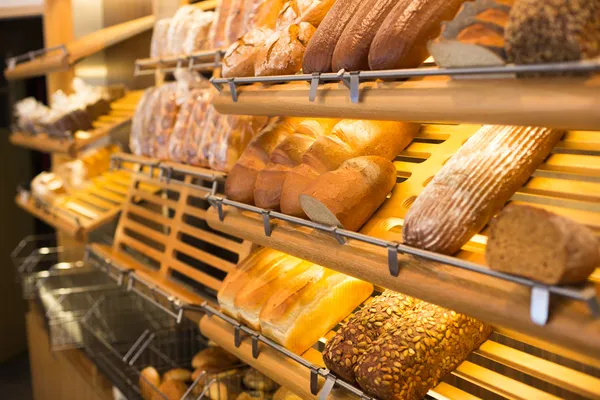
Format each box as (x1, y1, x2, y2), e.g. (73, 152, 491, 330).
(349, 71, 360, 104)
(326, 226, 346, 245)
(210, 78, 224, 92)
(530, 286, 551, 325)
(251, 335, 260, 358)
(228, 79, 238, 102)
(319, 375, 336, 400)
(261, 211, 272, 237)
(211, 197, 225, 221)
(210, 179, 219, 196)
(387, 242, 400, 277)
(234, 325, 242, 348)
(310, 368, 319, 395)
(309, 73, 320, 102)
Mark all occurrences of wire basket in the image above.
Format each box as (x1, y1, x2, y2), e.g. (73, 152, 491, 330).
(11, 234, 84, 299)
(197, 368, 281, 400)
(36, 267, 122, 351)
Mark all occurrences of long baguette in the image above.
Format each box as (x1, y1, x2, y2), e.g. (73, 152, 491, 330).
(402, 125, 563, 255)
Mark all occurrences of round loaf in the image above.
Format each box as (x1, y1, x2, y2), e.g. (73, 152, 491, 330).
(222, 28, 273, 78)
(243, 369, 278, 392)
(163, 368, 192, 382)
(156, 379, 187, 400)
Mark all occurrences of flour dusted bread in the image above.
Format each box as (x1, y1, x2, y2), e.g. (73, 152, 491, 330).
(222, 28, 274, 78)
(486, 204, 600, 284)
(259, 266, 373, 354)
(300, 156, 396, 231)
(403, 125, 563, 255)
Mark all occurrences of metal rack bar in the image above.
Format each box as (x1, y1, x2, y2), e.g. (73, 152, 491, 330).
(211, 58, 600, 103)
(5, 44, 68, 70)
(133, 50, 225, 76)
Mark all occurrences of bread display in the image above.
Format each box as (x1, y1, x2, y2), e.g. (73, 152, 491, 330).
(254, 22, 316, 76)
(505, 0, 600, 69)
(245, 0, 287, 30)
(302, 0, 364, 72)
(222, 28, 275, 78)
(259, 264, 373, 354)
(402, 125, 563, 255)
(281, 120, 419, 217)
(486, 204, 600, 284)
(354, 302, 492, 400)
(323, 291, 420, 383)
(300, 156, 397, 231)
(225, 0, 251, 46)
(295, 0, 337, 27)
(225, 118, 301, 204)
(331, 0, 398, 71)
(368, 0, 466, 70)
(428, 0, 513, 69)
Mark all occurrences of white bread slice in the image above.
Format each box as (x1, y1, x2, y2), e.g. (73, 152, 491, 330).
(259, 266, 373, 354)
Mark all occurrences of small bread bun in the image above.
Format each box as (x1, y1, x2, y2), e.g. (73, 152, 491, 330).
(163, 368, 192, 382)
(140, 366, 160, 400)
(156, 379, 187, 400)
(243, 369, 278, 392)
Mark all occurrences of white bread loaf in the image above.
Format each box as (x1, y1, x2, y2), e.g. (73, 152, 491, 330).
(259, 266, 373, 354)
(217, 248, 287, 319)
(300, 156, 396, 231)
(403, 125, 563, 255)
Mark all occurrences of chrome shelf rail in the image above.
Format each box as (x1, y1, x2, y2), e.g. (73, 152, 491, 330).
(134, 49, 225, 76)
(5, 44, 68, 70)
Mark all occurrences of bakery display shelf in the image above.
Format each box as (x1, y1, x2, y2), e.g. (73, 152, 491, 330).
(4, 15, 155, 80)
(134, 49, 225, 76)
(211, 66, 600, 131)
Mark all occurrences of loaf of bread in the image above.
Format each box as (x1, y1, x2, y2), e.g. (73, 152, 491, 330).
(259, 266, 373, 354)
(276, 1, 300, 29)
(486, 204, 600, 284)
(280, 120, 419, 217)
(225, 118, 302, 204)
(331, 0, 398, 71)
(140, 366, 161, 400)
(323, 291, 420, 383)
(368, 0, 466, 70)
(296, 0, 337, 27)
(218, 248, 288, 319)
(192, 347, 240, 371)
(355, 302, 492, 400)
(300, 156, 396, 231)
(163, 368, 192, 382)
(234, 257, 312, 330)
(156, 379, 187, 400)
(302, 0, 364, 72)
(505, 0, 600, 69)
(254, 22, 316, 76)
(225, 0, 250, 46)
(254, 119, 336, 209)
(222, 28, 274, 78)
(403, 125, 563, 255)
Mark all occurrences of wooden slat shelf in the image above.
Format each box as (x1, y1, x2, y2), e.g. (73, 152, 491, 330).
(212, 75, 600, 131)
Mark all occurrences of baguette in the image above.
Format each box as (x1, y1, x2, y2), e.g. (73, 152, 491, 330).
(300, 156, 396, 231)
(331, 0, 398, 71)
(162, 368, 191, 382)
(323, 291, 420, 383)
(302, 0, 364, 73)
(402, 125, 563, 255)
(260, 266, 373, 354)
(280, 120, 419, 217)
(217, 248, 288, 319)
(355, 302, 492, 400)
(486, 204, 600, 284)
(368, 0, 466, 70)
(225, 118, 301, 204)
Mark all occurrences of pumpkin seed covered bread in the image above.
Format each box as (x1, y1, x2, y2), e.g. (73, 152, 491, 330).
(354, 302, 492, 400)
(323, 291, 420, 383)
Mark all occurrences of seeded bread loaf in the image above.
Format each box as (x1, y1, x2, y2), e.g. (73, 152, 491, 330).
(323, 291, 420, 383)
(355, 303, 492, 400)
(486, 204, 600, 284)
(402, 125, 563, 255)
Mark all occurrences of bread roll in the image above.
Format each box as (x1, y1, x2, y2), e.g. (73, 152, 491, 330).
(222, 28, 274, 78)
(355, 302, 492, 400)
(246, 0, 287, 29)
(207, 381, 229, 400)
(368, 0, 466, 70)
(302, 0, 365, 72)
(140, 366, 161, 400)
(163, 368, 192, 382)
(243, 369, 278, 391)
(156, 379, 187, 400)
(300, 156, 396, 231)
(225, 118, 301, 204)
(403, 125, 563, 255)
(296, 0, 337, 27)
(486, 204, 600, 285)
(218, 248, 288, 319)
(254, 22, 316, 76)
(235, 257, 312, 330)
(192, 347, 240, 370)
(331, 0, 398, 71)
(281, 120, 419, 217)
(259, 266, 373, 354)
(323, 291, 420, 383)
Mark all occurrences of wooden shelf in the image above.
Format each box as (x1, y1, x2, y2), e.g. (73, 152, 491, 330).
(212, 75, 600, 131)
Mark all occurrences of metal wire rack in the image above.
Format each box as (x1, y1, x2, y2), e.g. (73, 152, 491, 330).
(210, 58, 600, 103)
(197, 368, 280, 400)
(5, 44, 68, 70)
(134, 49, 225, 76)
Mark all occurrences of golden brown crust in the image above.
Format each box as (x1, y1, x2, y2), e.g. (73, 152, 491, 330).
(140, 366, 161, 400)
(156, 379, 187, 400)
(222, 28, 273, 78)
(162, 368, 192, 382)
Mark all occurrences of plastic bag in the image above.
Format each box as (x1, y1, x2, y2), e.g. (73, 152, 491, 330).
(188, 103, 223, 166)
(168, 89, 210, 163)
(14, 97, 50, 134)
(150, 18, 171, 58)
(130, 87, 157, 156)
(182, 10, 215, 54)
(140, 87, 165, 157)
(166, 6, 197, 56)
(151, 83, 180, 160)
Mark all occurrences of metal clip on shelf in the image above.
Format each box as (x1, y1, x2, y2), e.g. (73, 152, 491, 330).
(210, 58, 600, 104)
(6, 44, 68, 70)
(134, 49, 225, 76)
(205, 194, 600, 326)
(157, 163, 222, 197)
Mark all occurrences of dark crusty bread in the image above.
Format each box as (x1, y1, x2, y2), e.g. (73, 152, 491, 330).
(368, 0, 466, 70)
(402, 125, 563, 255)
(486, 204, 600, 285)
(331, 0, 398, 71)
(354, 302, 492, 400)
(323, 291, 420, 383)
(302, 0, 364, 73)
